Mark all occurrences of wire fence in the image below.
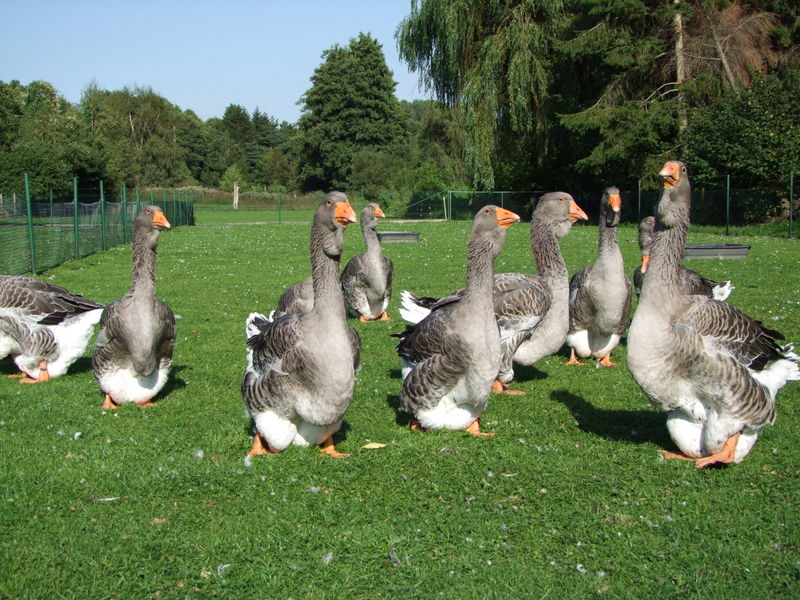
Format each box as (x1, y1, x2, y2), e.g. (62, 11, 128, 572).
(394, 182, 796, 237)
(0, 175, 195, 276)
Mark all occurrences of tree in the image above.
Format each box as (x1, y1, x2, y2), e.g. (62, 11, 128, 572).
(297, 33, 406, 191)
(397, 0, 563, 189)
(684, 70, 800, 188)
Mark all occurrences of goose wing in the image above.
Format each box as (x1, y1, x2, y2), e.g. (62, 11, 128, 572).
(567, 266, 593, 331)
(492, 272, 550, 337)
(0, 276, 102, 326)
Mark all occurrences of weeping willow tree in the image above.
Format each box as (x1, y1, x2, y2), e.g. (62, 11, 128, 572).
(397, 0, 564, 189)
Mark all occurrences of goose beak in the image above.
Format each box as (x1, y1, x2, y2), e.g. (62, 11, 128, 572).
(608, 193, 622, 213)
(152, 210, 171, 230)
(496, 207, 520, 228)
(335, 201, 357, 226)
(641, 254, 650, 273)
(568, 200, 589, 222)
(374, 205, 385, 218)
(659, 161, 681, 188)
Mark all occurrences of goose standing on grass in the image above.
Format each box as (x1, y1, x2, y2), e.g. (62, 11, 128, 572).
(92, 206, 175, 408)
(633, 215, 733, 300)
(400, 193, 587, 394)
(565, 187, 632, 366)
(243, 192, 360, 458)
(341, 203, 393, 321)
(627, 161, 799, 467)
(0, 276, 103, 382)
(394, 205, 520, 435)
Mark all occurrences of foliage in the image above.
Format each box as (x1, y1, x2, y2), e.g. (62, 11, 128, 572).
(297, 33, 406, 191)
(683, 70, 800, 190)
(398, 0, 564, 190)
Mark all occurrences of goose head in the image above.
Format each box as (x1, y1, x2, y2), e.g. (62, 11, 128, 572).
(657, 161, 691, 228)
(638, 216, 656, 272)
(361, 203, 385, 231)
(134, 205, 171, 249)
(314, 191, 357, 257)
(602, 186, 622, 228)
(533, 192, 589, 238)
(471, 205, 520, 256)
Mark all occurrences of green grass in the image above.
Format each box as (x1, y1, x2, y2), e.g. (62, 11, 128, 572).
(1, 220, 799, 599)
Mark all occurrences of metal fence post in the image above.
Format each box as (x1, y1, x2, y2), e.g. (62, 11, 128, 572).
(73, 177, 80, 259)
(100, 180, 107, 250)
(121, 183, 128, 244)
(790, 171, 794, 239)
(24, 173, 37, 275)
(725, 175, 730, 236)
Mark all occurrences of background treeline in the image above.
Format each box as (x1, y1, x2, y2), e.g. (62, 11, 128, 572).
(1, 1, 798, 214)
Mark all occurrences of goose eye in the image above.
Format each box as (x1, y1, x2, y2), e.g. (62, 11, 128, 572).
(484, 208, 490, 214)
(326, 200, 332, 206)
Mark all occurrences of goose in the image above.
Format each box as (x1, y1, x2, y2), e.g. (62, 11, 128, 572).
(243, 192, 361, 458)
(565, 187, 632, 366)
(0, 275, 103, 382)
(400, 193, 587, 394)
(341, 203, 393, 321)
(627, 161, 799, 467)
(92, 206, 176, 408)
(274, 275, 313, 317)
(633, 216, 733, 300)
(393, 205, 520, 435)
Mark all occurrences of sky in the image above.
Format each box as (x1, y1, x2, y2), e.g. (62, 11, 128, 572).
(1, 0, 430, 124)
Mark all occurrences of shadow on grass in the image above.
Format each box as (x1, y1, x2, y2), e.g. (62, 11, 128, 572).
(551, 389, 671, 448)
(512, 363, 549, 383)
(385, 393, 411, 427)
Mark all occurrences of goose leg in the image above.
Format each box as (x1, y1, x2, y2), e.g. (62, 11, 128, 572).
(19, 361, 50, 383)
(565, 348, 586, 366)
(319, 435, 349, 458)
(598, 354, 617, 367)
(101, 394, 119, 410)
(491, 379, 525, 396)
(249, 433, 278, 456)
(466, 419, 495, 437)
(409, 417, 426, 431)
(695, 433, 739, 468)
(378, 311, 391, 321)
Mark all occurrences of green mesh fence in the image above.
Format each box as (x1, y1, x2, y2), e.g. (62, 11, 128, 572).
(0, 180, 194, 276)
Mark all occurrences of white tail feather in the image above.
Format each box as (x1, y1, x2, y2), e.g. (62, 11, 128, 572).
(245, 312, 269, 339)
(712, 280, 734, 301)
(399, 290, 431, 324)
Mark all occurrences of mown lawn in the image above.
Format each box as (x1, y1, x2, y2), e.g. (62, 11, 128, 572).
(1, 216, 799, 599)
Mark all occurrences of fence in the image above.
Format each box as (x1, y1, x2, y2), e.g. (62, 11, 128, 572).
(0, 175, 195, 276)
(395, 180, 796, 237)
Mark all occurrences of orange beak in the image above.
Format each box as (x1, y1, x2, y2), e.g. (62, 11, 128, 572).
(568, 200, 589, 222)
(659, 161, 681, 188)
(374, 205, 385, 218)
(152, 210, 171, 230)
(496, 207, 521, 228)
(641, 254, 650, 273)
(335, 200, 357, 226)
(608, 193, 622, 213)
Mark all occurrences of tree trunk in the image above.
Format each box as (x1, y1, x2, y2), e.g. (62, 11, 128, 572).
(673, 0, 688, 131)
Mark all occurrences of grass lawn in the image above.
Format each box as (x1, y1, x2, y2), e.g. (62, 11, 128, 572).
(1, 216, 799, 599)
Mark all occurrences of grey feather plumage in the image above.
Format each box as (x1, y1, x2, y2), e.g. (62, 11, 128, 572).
(341, 203, 393, 320)
(627, 161, 798, 465)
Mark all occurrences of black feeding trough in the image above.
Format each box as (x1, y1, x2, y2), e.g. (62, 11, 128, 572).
(683, 243, 751, 259)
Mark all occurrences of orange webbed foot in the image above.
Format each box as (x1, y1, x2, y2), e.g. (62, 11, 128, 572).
(659, 449, 696, 462)
(379, 311, 391, 321)
(409, 418, 426, 432)
(101, 394, 119, 410)
(136, 400, 156, 408)
(319, 435, 349, 458)
(694, 433, 739, 468)
(249, 433, 279, 457)
(466, 419, 495, 437)
(598, 354, 617, 367)
(19, 361, 49, 383)
(565, 349, 586, 366)
(491, 380, 525, 395)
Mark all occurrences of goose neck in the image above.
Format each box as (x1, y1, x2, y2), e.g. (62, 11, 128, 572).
(531, 220, 566, 278)
(639, 218, 688, 312)
(131, 237, 158, 296)
(310, 223, 346, 317)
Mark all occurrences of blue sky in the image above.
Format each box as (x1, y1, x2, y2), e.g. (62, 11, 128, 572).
(1, 0, 430, 124)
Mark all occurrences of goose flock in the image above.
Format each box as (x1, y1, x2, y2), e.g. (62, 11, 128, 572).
(1, 163, 797, 468)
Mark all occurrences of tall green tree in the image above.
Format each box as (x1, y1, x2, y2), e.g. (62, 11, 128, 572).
(397, 0, 564, 189)
(297, 32, 406, 191)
